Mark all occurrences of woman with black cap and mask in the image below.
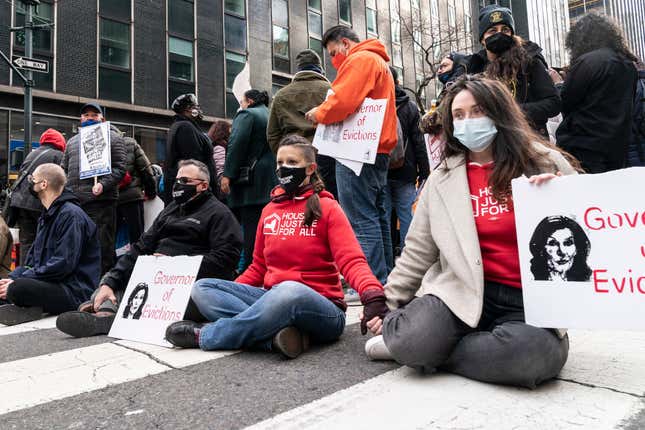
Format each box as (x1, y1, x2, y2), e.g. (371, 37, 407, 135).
(466, 5, 560, 137)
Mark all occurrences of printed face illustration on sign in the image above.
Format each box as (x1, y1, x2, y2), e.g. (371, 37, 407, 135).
(529, 216, 592, 282)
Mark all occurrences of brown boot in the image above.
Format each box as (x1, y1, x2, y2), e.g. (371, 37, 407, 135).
(272, 326, 310, 359)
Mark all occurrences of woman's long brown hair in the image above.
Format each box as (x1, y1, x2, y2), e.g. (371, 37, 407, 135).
(278, 134, 325, 227)
(440, 75, 579, 202)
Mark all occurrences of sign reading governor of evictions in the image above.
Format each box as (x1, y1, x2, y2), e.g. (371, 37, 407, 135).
(109, 255, 203, 348)
(313, 95, 387, 165)
(512, 168, 645, 331)
(79, 122, 112, 180)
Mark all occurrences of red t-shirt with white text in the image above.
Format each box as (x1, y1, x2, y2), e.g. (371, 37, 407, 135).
(467, 162, 522, 288)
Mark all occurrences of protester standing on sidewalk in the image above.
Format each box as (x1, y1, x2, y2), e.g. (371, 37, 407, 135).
(556, 13, 639, 173)
(305, 25, 397, 284)
(117, 133, 157, 247)
(386, 67, 429, 252)
(465, 5, 560, 137)
(165, 136, 388, 359)
(222, 89, 277, 271)
(0, 164, 99, 326)
(163, 94, 218, 202)
(364, 76, 577, 389)
(268, 49, 338, 199)
(9, 128, 66, 265)
(61, 102, 126, 276)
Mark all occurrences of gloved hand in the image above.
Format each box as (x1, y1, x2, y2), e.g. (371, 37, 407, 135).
(360, 289, 390, 335)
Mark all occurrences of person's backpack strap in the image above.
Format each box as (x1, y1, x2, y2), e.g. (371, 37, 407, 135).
(11, 148, 53, 192)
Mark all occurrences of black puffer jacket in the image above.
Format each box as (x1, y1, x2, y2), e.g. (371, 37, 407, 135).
(10, 144, 64, 212)
(388, 87, 430, 184)
(61, 124, 127, 205)
(100, 191, 242, 292)
(118, 135, 157, 205)
(465, 41, 561, 135)
(163, 115, 218, 202)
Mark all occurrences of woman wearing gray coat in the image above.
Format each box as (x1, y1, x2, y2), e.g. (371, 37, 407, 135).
(363, 76, 576, 389)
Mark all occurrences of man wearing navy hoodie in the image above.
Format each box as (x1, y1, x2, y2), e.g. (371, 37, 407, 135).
(0, 164, 100, 325)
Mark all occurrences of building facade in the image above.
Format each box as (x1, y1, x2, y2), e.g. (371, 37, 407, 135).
(569, 0, 645, 61)
(0, 0, 480, 182)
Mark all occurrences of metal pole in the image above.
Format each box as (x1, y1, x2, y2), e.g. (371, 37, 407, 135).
(24, 1, 34, 156)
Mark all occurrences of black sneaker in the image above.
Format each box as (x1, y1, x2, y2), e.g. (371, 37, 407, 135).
(56, 311, 115, 338)
(165, 320, 204, 348)
(0, 304, 43, 326)
(272, 326, 310, 359)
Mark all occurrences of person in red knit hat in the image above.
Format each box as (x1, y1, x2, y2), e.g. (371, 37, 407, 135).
(165, 135, 388, 358)
(8, 128, 66, 265)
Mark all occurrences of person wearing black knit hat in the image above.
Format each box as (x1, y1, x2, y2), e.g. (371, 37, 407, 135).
(464, 5, 560, 137)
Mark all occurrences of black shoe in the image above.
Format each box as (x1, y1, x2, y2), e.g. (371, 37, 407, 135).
(56, 311, 115, 338)
(0, 304, 44, 326)
(165, 320, 204, 348)
(272, 326, 309, 359)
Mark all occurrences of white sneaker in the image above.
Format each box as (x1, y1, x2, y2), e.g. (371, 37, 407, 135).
(365, 335, 394, 361)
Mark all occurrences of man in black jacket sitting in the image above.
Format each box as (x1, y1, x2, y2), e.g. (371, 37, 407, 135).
(56, 159, 243, 337)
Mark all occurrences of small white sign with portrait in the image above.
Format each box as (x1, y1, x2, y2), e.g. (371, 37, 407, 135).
(512, 168, 645, 330)
(109, 255, 203, 347)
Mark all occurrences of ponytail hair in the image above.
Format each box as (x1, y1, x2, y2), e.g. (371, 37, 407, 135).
(278, 134, 325, 227)
(244, 89, 270, 107)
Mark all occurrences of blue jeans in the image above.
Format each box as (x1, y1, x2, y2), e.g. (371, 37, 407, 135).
(336, 154, 393, 284)
(385, 179, 416, 247)
(191, 279, 346, 351)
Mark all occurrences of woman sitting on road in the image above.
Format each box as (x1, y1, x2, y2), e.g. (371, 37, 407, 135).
(363, 75, 579, 389)
(165, 135, 388, 358)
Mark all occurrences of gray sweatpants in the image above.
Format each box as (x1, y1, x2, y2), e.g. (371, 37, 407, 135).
(382, 281, 569, 389)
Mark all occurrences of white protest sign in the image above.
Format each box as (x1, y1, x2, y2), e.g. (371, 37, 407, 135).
(143, 196, 165, 231)
(424, 133, 446, 171)
(313, 97, 387, 166)
(109, 255, 203, 347)
(79, 121, 112, 179)
(512, 168, 645, 330)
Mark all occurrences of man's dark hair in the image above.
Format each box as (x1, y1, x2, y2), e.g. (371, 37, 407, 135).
(566, 13, 639, 62)
(322, 25, 360, 48)
(389, 66, 399, 85)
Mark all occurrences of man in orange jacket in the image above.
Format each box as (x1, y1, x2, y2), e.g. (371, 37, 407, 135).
(305, 25, 396, 284)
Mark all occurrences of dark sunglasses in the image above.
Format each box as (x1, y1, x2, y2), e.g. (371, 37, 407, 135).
(176, 176, 206, 185)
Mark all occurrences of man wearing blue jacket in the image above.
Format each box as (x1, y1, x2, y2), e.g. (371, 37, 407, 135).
(0, 163, 100, 325)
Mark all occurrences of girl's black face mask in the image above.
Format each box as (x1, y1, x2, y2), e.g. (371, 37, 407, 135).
(277, 166, 308, 195)
(485, 32, 514, 55)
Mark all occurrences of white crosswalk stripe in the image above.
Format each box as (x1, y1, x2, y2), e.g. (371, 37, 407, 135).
(0, 306, 643, 429)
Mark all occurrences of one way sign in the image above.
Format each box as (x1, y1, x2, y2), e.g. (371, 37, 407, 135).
(12, 56, 49, 74)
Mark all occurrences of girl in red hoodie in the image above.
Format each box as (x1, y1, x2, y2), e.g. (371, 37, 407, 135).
(165, 135, 388, 358)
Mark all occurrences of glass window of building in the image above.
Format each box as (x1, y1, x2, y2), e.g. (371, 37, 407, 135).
(272, 0, 290, 74)
(13, 1, 54, 90)
(448, 2, 456, 27)
(167, 0, 195, 107)
(99, 0, 131, 103)
(390, 0, 403, 72)
(225, 0, 246, 16)
(339, 0, 352, 25)
(168, 0, 194, 37)
(366, 0, 377, 36)
(134, 127, 168, 164)
(225, 14, 247, 52)
(308, 0, 324, 60)
(464, 0, 472, 41)
(224, 3, 248, 118)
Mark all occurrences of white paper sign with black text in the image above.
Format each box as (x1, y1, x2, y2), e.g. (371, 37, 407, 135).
(512, 168, 645, 330)
(109, 255, 203, 347)
(79, 121, 112, 179)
